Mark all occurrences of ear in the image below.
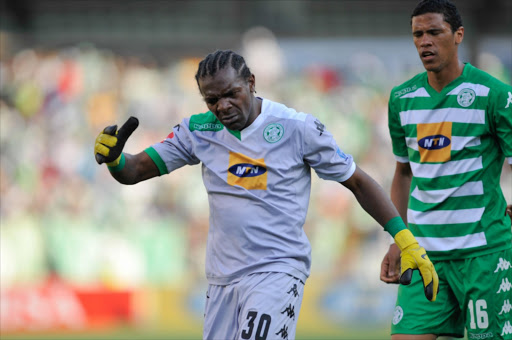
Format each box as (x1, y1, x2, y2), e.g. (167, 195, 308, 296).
(455, 26, 464, 45)
(248, 74, 256, 93)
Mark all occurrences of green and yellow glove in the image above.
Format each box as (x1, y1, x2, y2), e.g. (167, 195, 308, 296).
(395, 228, 439, 302)
(94, 116, 139, 171)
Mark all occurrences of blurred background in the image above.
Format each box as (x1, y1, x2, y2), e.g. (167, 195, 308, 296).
(0, 0, 510, 339)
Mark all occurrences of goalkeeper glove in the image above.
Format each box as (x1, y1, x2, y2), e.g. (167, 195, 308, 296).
(94, 116, 139, 166)
(394, 229, 439, 302)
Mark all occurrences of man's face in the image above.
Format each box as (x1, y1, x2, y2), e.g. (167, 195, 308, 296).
(412, 12, 463, 73)
(198, 67, 256, 131)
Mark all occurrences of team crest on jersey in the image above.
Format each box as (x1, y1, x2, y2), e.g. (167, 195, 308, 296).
(417, 122, 452, 163)
(263, 123, 284, 143)
(227, 152, 267, 190)
(457, 88, 476, 107)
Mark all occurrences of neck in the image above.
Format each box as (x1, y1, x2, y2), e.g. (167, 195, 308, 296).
(427, 60, 465, 92)
(245, 96, 262, 128)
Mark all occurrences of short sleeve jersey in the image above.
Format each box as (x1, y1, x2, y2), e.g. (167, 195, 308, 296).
(388, 63, 512, 260)
(146, 98, 356, 285)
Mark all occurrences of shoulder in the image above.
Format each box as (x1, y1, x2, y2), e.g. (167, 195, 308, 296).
(262, 98, 308, 123)
(187, 111, 224, 132)
(464, 63, 512, 92)
(389, 72, 426, 101)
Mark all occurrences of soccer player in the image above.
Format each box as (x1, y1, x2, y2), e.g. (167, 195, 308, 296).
(95, 50, 438, 340)
(379, 1, 512, 339)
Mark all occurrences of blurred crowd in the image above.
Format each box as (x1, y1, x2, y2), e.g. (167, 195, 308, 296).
(0, 33, 510, 305)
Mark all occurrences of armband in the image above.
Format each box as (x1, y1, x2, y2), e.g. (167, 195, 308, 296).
(384, 216, 407, 238)
(107, 153, 126, 173)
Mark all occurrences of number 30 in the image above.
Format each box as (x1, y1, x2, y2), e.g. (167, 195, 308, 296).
(241, 311, 272, 340)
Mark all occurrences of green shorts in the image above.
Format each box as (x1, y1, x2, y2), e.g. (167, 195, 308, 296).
(391, 248, 512, 339)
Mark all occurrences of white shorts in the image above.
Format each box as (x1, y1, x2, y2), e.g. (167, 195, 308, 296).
(203, 272, 305, 340)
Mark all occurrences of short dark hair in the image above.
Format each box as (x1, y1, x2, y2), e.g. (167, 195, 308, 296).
(195, 50, 252, 86)
(411, 0, 463, 33)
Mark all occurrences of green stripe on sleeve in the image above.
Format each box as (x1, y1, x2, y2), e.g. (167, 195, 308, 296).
(144, 147, 168, 176)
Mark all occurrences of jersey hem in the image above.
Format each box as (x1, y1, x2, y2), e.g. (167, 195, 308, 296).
(206, 263, 309, 286)
(394, 155, 409, 163)
(428, 242, 511, 261)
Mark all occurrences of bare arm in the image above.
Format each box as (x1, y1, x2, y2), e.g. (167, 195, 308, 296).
(109, 151, 160, 185)
(380, 161, 412, 283)
(340, 165, 401, 226)
(391, 161, 413, 221)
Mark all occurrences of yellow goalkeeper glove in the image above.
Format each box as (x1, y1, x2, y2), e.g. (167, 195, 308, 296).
(94, 117, 139, 168)
(394, 229, 439, 302)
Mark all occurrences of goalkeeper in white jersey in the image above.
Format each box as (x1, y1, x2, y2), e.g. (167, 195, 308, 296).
(95, 49, 438, 339)
(379, 1, 512, 339)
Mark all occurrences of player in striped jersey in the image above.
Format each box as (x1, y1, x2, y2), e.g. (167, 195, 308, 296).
(95, 50, 439, 339)
(379, 1, 512, 339)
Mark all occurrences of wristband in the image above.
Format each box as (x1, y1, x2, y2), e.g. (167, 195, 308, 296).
(107, 153, 126, 173)
(384, 216, 407, 238)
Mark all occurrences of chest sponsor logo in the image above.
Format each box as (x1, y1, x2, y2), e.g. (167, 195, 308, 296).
(263, 123, 284, 143)
(227, 152, 267, 190)
(418, 134, 451, 150)
(417, 122, 452, 163)
(457, 88, 476, 107)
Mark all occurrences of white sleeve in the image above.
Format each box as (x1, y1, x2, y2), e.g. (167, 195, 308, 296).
(303, 114, 356, 182)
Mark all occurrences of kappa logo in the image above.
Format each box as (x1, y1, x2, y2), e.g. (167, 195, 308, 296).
(457, 88, 476, 107)
(314, 119, 325, 136)
(192, 122, 223, 131)
(394, 85, 417, 98)
(506, 92, 512, 109)
(497, 278, 512, 294)
(392, 306, 403, 325)
(468, 332, 494, 339)
(502, 321, 512, 336)
(494, 258, 511, 272)
(281, 304, 295, 320)
(499, 299, 511, 315)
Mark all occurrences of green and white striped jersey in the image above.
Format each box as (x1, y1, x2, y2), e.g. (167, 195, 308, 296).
(389, 63, 512, 260)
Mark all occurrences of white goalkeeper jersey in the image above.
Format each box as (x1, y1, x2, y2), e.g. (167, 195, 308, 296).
(145, 98, 356, 285)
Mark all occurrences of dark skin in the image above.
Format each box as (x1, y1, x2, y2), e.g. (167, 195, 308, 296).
(106, 66, 403, 230)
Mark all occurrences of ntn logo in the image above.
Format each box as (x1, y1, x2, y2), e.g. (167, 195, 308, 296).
(228, 163, 267, 177)
(418, 134, 451, 150)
